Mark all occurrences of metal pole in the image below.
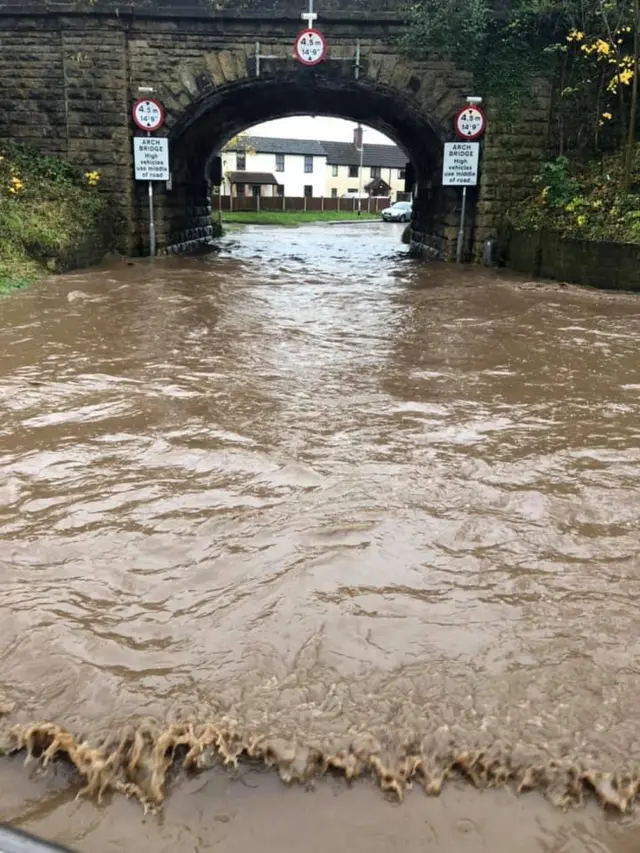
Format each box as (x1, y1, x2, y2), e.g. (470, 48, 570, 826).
(456, 185, 467, 263)
(147, 130, 156, 257)
(354, 39, 360, 80)
(357, 124, 364, 216)
(256, 41, 260, 77)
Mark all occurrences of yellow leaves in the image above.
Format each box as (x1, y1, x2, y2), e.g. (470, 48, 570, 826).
(567, 29, 584, 42)
(601, 112, 612, 120)
(6, 174, 24, 195)
(580, 38, 611, 56)
(84, 170, 101, 187)
(607, 67, 634, 91)
(576, 214, 587, 227)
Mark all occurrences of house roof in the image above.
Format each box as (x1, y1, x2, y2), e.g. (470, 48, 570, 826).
(322, 141, 407, 168)
(365, 176, 391, 191)
(226, 136, 326, 156)
(224, 135, 407, 168)
(228, 172, 280, 185)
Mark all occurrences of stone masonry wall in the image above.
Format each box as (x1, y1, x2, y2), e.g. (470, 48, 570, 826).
(508, 229, 640, 291)
(472, 80, 552, 260)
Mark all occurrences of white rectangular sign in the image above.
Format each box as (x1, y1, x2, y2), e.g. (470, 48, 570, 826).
(442, 141, 479, 186)
(133, 136, 169, 181)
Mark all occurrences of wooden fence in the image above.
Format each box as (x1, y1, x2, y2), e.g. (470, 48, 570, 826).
(215, 195, 392, 213)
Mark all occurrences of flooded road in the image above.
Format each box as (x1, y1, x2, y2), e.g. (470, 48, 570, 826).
(1, 221, 640, 851)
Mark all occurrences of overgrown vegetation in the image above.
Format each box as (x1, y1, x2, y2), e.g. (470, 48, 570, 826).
(510, 145, 640, 242)
(401, 0, 640, 242)
(0, 143, 110, 293)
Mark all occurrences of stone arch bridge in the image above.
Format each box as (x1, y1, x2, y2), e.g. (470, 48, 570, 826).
(0, 0, 551, 259)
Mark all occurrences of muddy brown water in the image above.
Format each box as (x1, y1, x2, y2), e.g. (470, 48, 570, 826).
(1, 221, 640, 851)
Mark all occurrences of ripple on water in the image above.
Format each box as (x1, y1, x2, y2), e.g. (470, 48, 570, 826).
(1, 225, 640, 847)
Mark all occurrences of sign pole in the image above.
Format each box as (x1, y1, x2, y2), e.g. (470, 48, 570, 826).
(456, 186, 467, 264)
(357, 124, 364, 216)
(147, 133, 156, 257)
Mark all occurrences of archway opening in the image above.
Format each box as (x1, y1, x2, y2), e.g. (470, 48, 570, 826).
(139, 70, 454, 256)
(216, 116, 412, 220)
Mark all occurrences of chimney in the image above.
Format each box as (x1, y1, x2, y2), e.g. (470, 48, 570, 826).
(353, 125, 363, 150)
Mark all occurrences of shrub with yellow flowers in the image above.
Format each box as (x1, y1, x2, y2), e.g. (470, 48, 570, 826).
(0, 142, 111, 293)
(562, 7, 637, 158)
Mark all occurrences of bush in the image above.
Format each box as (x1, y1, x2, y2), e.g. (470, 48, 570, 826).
(509, 145, 640, 243)
(0, 143, 110, 292)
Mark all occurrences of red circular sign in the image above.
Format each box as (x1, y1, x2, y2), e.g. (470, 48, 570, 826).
(454, 104, 486, 141)
(132, 97, 165, 132)
(293, 28, 327, 66)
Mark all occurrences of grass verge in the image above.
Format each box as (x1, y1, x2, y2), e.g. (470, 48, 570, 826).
(0, 143, 111, 294)
(218, 210, 380, 226)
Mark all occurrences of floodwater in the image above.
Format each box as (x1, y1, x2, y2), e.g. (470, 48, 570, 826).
(1, 221, 640, 852)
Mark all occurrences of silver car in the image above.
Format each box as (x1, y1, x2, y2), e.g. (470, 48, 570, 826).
(381, 201, 412, 222)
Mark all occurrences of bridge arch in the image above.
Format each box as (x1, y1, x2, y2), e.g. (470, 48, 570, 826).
(146, 67, 461, 256)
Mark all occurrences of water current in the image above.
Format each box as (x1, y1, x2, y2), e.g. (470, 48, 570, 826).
(1, 222, 640, 852)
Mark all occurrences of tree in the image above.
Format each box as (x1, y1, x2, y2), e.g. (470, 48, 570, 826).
(402, 0, 638, 188)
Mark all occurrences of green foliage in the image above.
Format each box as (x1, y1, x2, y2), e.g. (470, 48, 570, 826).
(535, 156, 580, 207)
(0, 144, 110, 293)
(400, 0, 557, 115)
(400, 0, 489, 65)
(400, 0, 638, 130)
(510, 144, 640, 242)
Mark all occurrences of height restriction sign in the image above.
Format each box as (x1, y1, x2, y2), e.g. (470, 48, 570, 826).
(454, 105, 486, 141)
(132, 98, 165, 132)
(293, 29, 326, 65)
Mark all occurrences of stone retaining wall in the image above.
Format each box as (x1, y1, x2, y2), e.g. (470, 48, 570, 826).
(507, 229, 640, 292)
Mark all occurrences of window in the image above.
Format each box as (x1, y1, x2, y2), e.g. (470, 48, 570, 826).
(370, 166, 381, 179)
(304, 185, 313, 198)
(304, 155, 313, 173)
(348, 165, 359, 178)
(398, 168, 406, 180)
(331, 164, 339, 177)
(237, 152, 246, 170)
(275, 153, 285, 172)
(252, 185, 261, 198)
(236, 183, 245, 197)
(277, 184, 285, 197)
(331, 188, 338, 198)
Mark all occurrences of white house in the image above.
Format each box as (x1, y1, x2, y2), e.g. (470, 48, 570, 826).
(221, 135, 410, 200)
(322, 138, 408, 200)
(221, 137, 327, 198)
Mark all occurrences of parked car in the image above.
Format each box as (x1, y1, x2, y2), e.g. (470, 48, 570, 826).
(381, 201, 412, 222)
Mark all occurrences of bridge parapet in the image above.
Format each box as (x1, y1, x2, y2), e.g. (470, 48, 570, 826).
(0, 0, 402, 19)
